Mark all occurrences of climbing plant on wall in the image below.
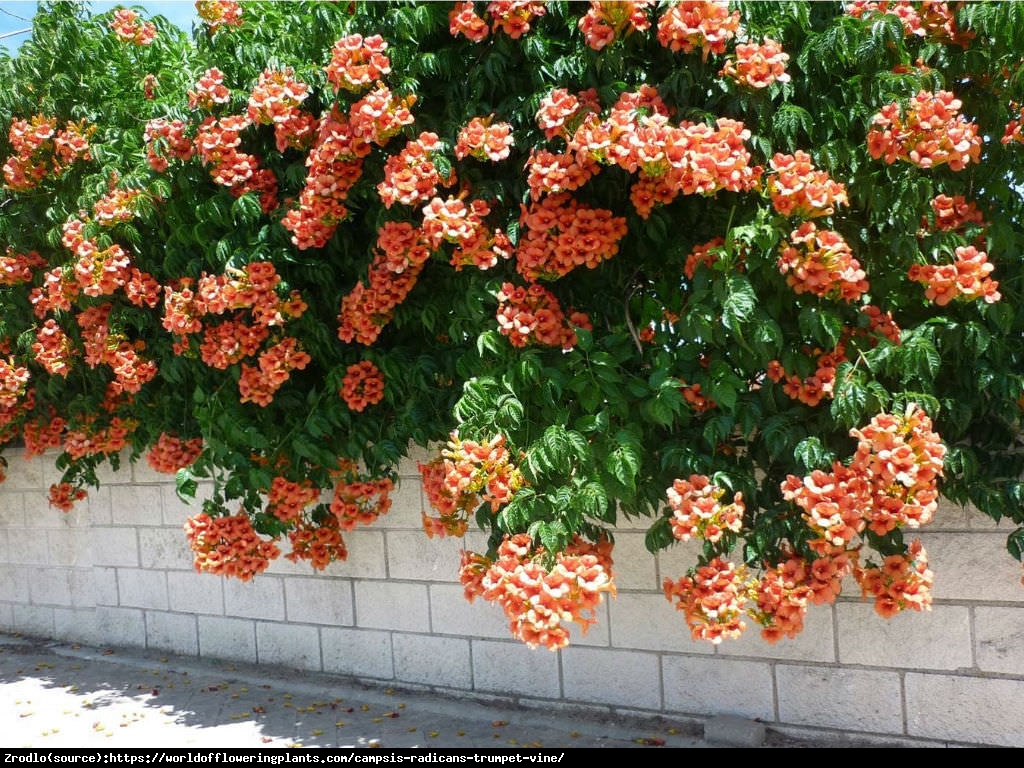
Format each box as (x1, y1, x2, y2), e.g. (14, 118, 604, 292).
(1, 1, 1023, 650)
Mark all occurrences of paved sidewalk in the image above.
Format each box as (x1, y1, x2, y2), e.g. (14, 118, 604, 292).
(1, 632, 723, 749)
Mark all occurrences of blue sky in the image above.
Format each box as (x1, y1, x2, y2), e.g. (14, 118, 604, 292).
(0, 1, 199, 53)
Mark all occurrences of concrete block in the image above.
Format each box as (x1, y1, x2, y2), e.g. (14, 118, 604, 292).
(905, 673, 1024, 747)
(565, 597, 610, 648)
(88, 527, 138, 567)
(29, 568, 72, 606)
(138, 527, 193, 570)
(663, 655, 774, 720)
(92, 567, 120, 606)
(198, 615, 256, 663)
(325, 530, 387, 579)
(837, 603, 972, 670)
(2, 456, 44, 490)
(380, 474, 424, 529)
(606, 531, 658, 591)
(284, 577, 354, 626)
(921, 532, 1024, 602)
(223, 576, 285, 621)
(0, 565, 30, 603)
(110, 484, 164, 527)
(12, 604, 54, 638)
(117, 568, 168, 610)
(610, 592, 715, 653)
(472, 639, 561, 698)
(0, 603, 13, 631)
(159, 482, 215, 527)
(429, 583, 510, 639)
(53, 607, 101, 645)
(146, 611, 198, 656)
(718, 601, 835, 662)
(6, 529, 48, 565)
(393, 633, 472, 688)
(67, 569, 96, 608)
(776, 665, 903, 734)
(704, 714, 766, 747)
(387, 530, 462, 582)
(562, 646, 662, 710)
(0, 492, 26, 526)
(974, 607, 1024, 674)
(94, 606, 146, 649)
(47, 528, 90, 567)
(168, 570, 224, 615)
(966, 504, 1013, 530)
(932, 497, 970, 529)
(256, 621, 322, 671)
(655, 538, 705, 584)
(83, 485, 112, 526)
(130, 457, 174, 485)
(321, 627, 394, 679)
(353, 581, 429, 632)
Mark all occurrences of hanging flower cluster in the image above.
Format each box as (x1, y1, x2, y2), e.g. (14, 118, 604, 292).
(143, 118, 194, 173)
(666, 474, 745, 544)
(656, 0, 740, 58)
(516, 193, 627, 281)
(378, 132, 453, 208)
(324, 33, 392, 93)
(766, 345, 846, 407)
(196, 0, 244, 32)
(495, 281, 590, 350)
(782, 404, 945, 550)
(286, 514, 348, 570)
(2, 115, 94, 192)
(455, 117, 514, 162)
(578, 1, 654, 51)
(459, 534, 616, 650)
(146, 432, 203, 474)
(720, 38, 790, 89)
(664, 556, 748, 644)
(845, 1, 973, 47)
(329, 460, 394, 531)
(48, 481, 88, 512)
(867, 90, 982, 171)
(266, 476, 321, 523)
(108, 8, 156, 46)
(339, 359, 385, 412)
(908, 245, 1001, 305)
(778, 222, 869, 302)
(766, 151, 848, 218)
(854, 539, 933, 617)
(184, 512, 281, 581)
(337, 222, 433, 345)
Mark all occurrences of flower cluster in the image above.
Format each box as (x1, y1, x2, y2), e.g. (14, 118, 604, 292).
(455, 117, 514, 162)
(656, 1, 740, 58)
(908, 245, 1000, 305)
(495, 281, 589, 351)
(1003, 103, 1024, 146)
(767, 151, 848, 218)
(188, 67, 231, 111)
(3, 115, 94, 192)
(194, 115, 278, 213)
(184, 512, 280, 581)
(247, 68, 310, 126)
(48, 481, 88, 512)
(146, 432, 203, 474)
(854, 539, 933, 617)
(460, 534, 615, 650)
(0, 248, 46, 286)
(92, 186, 144, 226)
(281, 108, 367, 249)
(329, 461, 394, 531)
(926, 193, 985, 233)
(578, 1, 653, 51)
(867, 90, 981, 171)
(31, 319, 74, 377)
(535, 87, 600, 141)
(665, 475, 744, 544)
(324, 34, 391, 93)
(286, 515, 348, 570)
(337, 222, 433, 345)
(196, 0, 243, 32)
(720, 38, 790, 89)
(766, 345, 846, 407)
(62, 416, 135, 461)
(782, 404, 944, 551)
(143, 118, 194, 173)
(109, 8, 156, 46)
(845, 1, 973, 47)
(778, 222, 869, 302)
(378, 132, 453, 209)
(516, 193, 627, 281)
(21, 412, 65, 457)
(664, 556, 748, 644)
(340, 360, 385, 412)
(488, 1, 548, 39)
(266, 476, 320, 523)
(237, 337, 311, 407)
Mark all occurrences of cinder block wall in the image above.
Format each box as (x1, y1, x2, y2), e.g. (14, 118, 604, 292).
(2, 447, 1023, 747)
